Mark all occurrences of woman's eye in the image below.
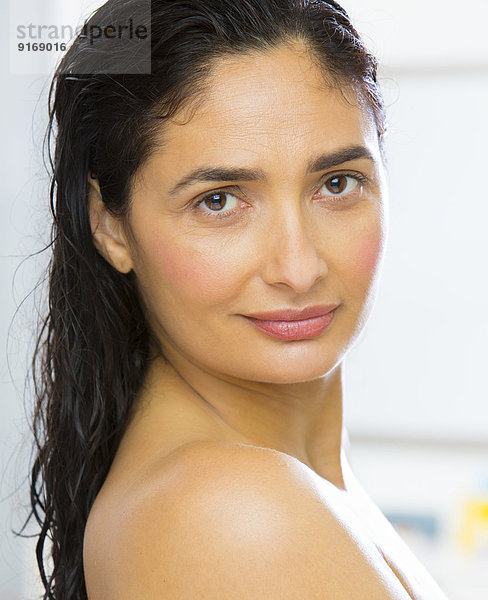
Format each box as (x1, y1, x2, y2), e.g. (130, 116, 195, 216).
(194, 191, 239, 216)
(318, 174, 360, 197)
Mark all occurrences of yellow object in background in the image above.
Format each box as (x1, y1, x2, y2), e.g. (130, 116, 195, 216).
(459, 496, 488, 553)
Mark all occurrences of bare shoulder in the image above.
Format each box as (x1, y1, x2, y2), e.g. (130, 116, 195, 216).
(84, 441, 411, 599)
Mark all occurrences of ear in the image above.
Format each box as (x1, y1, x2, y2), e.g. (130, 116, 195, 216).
(87, 175, 134, 274)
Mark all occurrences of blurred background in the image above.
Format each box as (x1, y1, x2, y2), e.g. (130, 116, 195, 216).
(1, 0, 487, 598)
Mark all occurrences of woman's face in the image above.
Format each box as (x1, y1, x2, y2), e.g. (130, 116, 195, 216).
(123, 43, 388, 384)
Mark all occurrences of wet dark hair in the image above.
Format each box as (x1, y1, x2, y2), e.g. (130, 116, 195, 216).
(26, 0, 386, 598)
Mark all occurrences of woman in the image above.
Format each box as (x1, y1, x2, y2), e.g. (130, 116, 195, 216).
(29, 0, 448, 598)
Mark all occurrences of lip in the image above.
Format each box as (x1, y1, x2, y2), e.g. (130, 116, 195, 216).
(243, 304, 339, 321)
(241, 304, 339, 341)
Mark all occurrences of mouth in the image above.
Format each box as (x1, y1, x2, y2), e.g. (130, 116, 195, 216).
(241, 305, 339, 341)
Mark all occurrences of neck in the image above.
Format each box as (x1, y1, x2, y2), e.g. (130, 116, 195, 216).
(135, 345, 347, 489)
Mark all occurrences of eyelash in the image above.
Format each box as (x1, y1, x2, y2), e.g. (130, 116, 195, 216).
(190, 172, 370, 221)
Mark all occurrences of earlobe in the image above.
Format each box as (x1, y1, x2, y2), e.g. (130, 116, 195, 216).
(87, 175, 134, 274)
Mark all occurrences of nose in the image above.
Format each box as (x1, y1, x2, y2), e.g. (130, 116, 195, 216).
(260, 203, 328, 293)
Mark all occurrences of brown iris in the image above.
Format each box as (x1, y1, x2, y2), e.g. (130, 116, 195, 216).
(204, 193, 227, 210)
(325, 175, 348, 194)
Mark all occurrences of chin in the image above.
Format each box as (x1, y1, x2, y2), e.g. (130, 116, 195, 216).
(228, 351, 344, 385)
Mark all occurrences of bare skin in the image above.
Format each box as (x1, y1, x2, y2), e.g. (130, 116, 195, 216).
(89, 40, 386, 486)
(85, 41, 447, 598)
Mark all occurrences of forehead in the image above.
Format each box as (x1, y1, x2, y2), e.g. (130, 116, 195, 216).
(150, 43, 378, 176)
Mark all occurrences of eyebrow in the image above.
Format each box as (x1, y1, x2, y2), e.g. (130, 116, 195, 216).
(167, 145, 376, 196)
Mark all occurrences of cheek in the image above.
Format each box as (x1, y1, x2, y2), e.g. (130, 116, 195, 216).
(355, 234, 382, 276)
(344, 225, 384, 283)
(142, 235, 240, 303)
